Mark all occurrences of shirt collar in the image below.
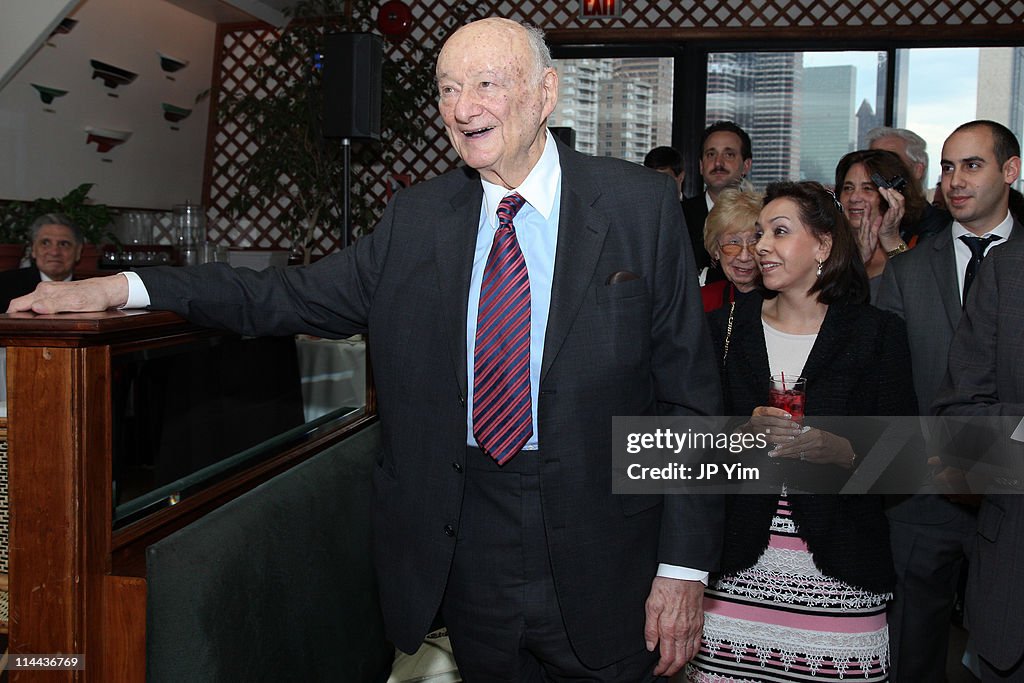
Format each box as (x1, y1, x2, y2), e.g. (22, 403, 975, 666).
(39, 271, 72, 283)
(480, 130, 561, 228)
(951, 210, 1014, 242)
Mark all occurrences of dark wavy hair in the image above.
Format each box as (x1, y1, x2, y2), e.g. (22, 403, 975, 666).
(834, 149, 927, 229)
(761, 181, 869, 305)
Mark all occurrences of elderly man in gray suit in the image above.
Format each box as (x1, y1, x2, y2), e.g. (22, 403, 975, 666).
(934, 235, 1024, 680)
(9, 18, 723, 682)
(875, 119, 1022, 681)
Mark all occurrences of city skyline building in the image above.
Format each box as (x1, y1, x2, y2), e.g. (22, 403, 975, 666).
(550, 57, 665, 164)
(598, 73, 654, 163)
(800, 65, 858, 184)
(977, 47, 1024, 191)
(549, 58, 610, 157)
(550, 49, 1022, 192)
(706, 52, 803, 190)
(611, 57, 674, 148)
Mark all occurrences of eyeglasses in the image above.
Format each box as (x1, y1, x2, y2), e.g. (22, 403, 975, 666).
(718, 240, 758, 257)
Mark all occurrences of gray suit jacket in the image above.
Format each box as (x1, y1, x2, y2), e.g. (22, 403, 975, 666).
(934, 237, 1024, 671)
(137, 140, 725, 667)
(876, 221, 1022, 523)
(876, 220, 1022, 411)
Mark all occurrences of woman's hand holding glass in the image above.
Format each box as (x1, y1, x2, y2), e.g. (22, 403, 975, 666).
(745, 406, 802, 446)
(744, 405, 857, 469)
(771, 426, 857, 468)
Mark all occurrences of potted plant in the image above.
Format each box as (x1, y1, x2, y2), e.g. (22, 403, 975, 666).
(208, 0, 439, 264)
(0, 200, 32, 270)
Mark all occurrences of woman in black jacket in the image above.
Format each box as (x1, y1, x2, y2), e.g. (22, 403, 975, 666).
(687, 182, 917, 683)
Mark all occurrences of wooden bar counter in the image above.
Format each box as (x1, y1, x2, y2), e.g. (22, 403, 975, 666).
(0, 310, 372, 681)
(2, 310, 198, 681)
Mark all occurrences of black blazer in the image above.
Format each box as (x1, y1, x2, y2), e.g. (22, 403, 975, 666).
(137, 139, 725, 667)
(0, 265, 41, 311)
(707, 293, 918, 593)
(681, 194, 711, 273)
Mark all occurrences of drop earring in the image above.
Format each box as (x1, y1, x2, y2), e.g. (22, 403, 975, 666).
(816, 258, 823, 278)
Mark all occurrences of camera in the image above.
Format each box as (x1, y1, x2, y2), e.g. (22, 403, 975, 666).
(870, 171, 908, 194)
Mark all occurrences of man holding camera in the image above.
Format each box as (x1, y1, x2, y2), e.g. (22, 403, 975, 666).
(876, 119, 1022, 681)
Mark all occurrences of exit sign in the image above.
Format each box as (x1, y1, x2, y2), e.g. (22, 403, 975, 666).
(580, 0, 621, 18)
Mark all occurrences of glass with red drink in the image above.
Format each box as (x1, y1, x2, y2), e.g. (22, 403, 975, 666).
(768, 374, 806, 425)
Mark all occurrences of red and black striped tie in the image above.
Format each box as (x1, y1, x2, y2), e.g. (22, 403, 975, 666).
(473, 192, 532, 465)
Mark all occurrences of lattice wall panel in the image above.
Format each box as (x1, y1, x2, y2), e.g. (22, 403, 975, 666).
(205, 0, 1024, 256)
(206, 26, 298, 251)
(558, 0, 1024, 29)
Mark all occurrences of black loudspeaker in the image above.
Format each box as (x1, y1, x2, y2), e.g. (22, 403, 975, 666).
(322, 33, 383, 140)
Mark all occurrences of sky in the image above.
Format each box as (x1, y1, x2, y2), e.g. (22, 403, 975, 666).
(805, 48, 981, 185)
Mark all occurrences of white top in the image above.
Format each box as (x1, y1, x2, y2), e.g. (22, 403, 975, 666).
(763, 318, 817, 379)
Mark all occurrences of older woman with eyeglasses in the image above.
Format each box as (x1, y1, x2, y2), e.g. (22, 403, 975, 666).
(701, 188, 764, 312)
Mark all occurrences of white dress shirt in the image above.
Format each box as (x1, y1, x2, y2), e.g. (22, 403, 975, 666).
(951, 210, 1013, 303)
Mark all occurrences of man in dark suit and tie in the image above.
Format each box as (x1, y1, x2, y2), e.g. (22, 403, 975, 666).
(934, 234, 1024, 681)
(876, 119, 1021, 681)
(10, 18, 724, 681)
(681, 121, 752, 281)
(0, 213, 83, 311)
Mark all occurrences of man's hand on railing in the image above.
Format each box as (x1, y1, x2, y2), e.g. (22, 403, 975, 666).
(7, 274, 130, 314)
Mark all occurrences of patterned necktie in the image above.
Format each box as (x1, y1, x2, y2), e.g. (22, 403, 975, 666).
(473, 193, 532, 465)
(959, 234, 1002, 303)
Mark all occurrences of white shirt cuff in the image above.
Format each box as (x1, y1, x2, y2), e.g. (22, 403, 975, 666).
(656, 563, 709, 585)
(120, 271, 151, 309)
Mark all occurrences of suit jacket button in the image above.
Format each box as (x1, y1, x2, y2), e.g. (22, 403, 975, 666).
(443, 524, 456, 537)
(452, 462, 463, 473)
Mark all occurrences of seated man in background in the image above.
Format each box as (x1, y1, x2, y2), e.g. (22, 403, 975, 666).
(0, 213, 83, 311)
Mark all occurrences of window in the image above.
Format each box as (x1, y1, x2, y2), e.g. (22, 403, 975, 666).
(548, 41, 1022, 195)
(704, 46, 1024, 193)
(902, 47, 1023, 191)
(705, 50, 884, 189)
(550, 56, 674, 163)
